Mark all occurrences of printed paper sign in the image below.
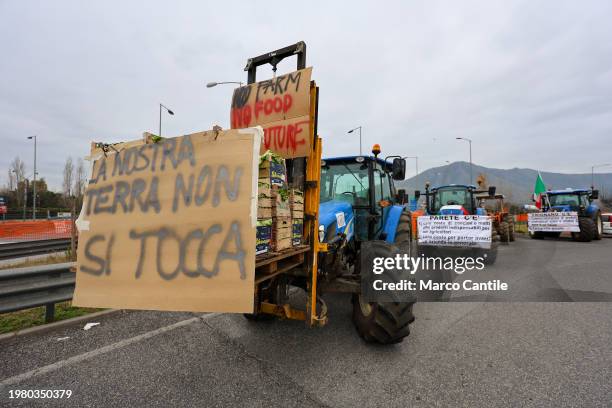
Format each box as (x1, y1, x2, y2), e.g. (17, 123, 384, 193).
(73, 129, 259, 313)
(418, 215, 492, 248)
(335, 212, 346, 228)
(230, 67, 312, 158)
(528, 212, 580, 232)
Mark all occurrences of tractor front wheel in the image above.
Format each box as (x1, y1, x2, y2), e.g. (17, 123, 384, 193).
(593, 213, 603, 240)
(571, 217, 596, 242)
(352, 213, 415, 344)
(352, 296, 415, 344)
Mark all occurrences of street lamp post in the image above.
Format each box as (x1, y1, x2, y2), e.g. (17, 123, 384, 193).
(159, 104, 174, 138)
(347, 126, 363, 155)
(591, 163, 611, 189)
(456, 137, 473, 185)
(27, 136, 37, 219)
(206, 81, 244, 88)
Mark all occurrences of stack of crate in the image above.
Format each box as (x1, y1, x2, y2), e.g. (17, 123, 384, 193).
(258, 151, 291, 253)
(271, 187, 291, 251)
(256, 218, 272, 255)
(256, 176, 273, 255)
(290, 189, 304, 246)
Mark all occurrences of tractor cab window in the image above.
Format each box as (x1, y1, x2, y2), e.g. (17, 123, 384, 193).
(372, 168, 393, 203)
(382, 172, 393, 202)
(432, 187, 472, 213)
(580, 193, 590, 207)
(548, 194, 580, 207)
(320, 162, 369, 206)
(373, 168, 383, 204)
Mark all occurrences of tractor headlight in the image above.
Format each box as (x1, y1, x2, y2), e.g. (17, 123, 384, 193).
(318, 225, 325, 243)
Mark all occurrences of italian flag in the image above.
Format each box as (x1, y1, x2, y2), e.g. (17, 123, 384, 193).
(533, 172, 547, 209)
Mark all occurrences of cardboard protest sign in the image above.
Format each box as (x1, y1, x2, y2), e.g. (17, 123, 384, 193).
(528, 212, 580, 232)
(418, 215, 492, 248)
(73, 128, 262, 313)
(230, 67, 312, 158)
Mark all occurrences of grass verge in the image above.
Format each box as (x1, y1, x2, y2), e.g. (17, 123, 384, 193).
(0, 252, 73, 270)
(0, 301, 102, 334)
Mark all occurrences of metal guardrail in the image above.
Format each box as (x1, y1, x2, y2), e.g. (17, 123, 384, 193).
(0, 262, 76, 322)
(0, 238, 73, 260)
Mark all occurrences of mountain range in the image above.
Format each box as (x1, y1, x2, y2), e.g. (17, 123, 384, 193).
(398, 161, 612, 204)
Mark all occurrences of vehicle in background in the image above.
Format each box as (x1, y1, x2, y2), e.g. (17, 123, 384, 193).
(530, 188, 603, 242)
(476, 192, 515, 242)
(0, 196, 7, 216)
(602, 213, 612, 235)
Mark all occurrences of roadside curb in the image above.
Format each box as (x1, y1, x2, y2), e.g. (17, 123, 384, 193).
(0, 309, 122, 342)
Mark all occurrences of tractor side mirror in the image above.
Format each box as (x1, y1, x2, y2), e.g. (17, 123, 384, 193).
(591, 189, 599, 200)
(392, 158, 406, 180)
(488, 186, 496, 196)
(397, 189, 406, 204)
(414, 190, 421, 200)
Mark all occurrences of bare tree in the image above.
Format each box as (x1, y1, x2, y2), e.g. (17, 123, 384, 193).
(7, 168, 15, 191)
(63, 157, 74, 199)
(74, 158, 86, 199)
(10, 157, 26, 183)
(10, 157, 26, 208)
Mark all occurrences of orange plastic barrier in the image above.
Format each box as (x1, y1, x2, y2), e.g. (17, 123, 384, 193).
(411, 209, 425, 239)
(0, 219, 73, 241)
(515, 214, 528, 223)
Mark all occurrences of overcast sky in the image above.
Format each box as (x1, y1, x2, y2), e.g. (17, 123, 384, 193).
(1, 0, 611, 190)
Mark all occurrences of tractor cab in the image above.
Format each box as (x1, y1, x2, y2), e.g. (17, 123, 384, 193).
(476, 193, 509, 219)
(417, 184, 496, 216)
(319, 145, 407, 244)
(544, 188, 599, 214)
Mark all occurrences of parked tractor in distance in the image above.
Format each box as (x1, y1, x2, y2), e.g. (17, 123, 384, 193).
(476, 193, 515, 242)
(530, 188, 603, 242)
(317, 145, 415, 344)
(415, 183, 499, 263)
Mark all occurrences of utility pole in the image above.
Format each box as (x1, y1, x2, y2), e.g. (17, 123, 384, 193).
(27, 136, 37, 220)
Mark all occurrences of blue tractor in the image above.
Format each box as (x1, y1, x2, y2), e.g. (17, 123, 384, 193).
(530, 188, 603, 242)
(317, 144, 415, 344)
(415, 183, 500, 263)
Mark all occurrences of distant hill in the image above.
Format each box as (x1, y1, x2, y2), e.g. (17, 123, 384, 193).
(398, 161, 612, 204)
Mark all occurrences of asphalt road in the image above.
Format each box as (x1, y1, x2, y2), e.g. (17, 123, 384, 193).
(1, 235, 611, 407)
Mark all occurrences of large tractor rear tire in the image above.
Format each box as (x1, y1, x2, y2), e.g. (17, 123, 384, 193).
(509, 221, 515, 241)
(394, 212, 412, 251)
(593, 212, 603, 240)
(352, 213, 415, 344)
(572, 217, 596, 242)
(352, 296, 415, 344)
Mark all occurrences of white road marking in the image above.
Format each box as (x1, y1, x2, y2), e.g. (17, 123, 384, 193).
(0, 313, 219, 387)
